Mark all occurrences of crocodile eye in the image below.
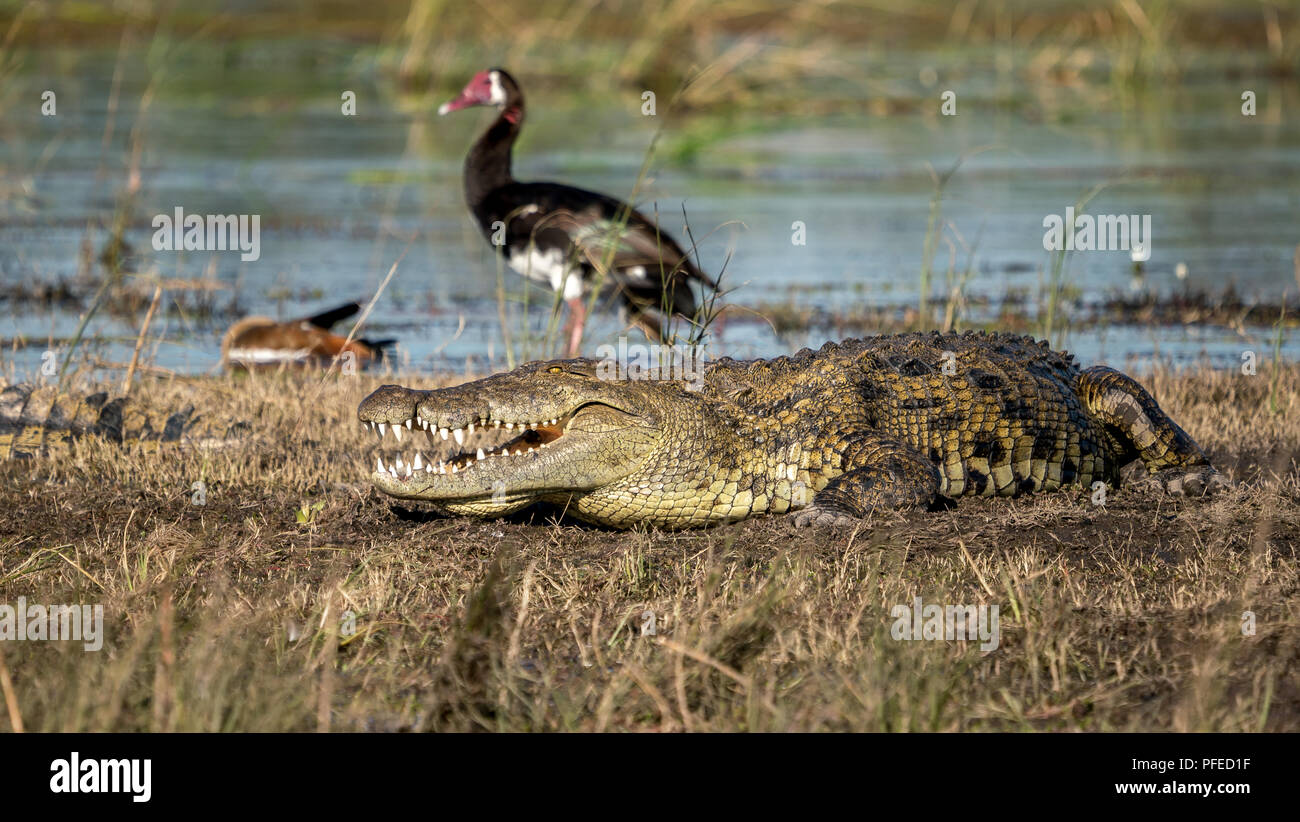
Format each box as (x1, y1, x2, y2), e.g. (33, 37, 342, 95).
(547, 366, 564, 374)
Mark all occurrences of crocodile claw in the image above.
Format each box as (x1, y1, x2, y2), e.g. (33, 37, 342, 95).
(1144, 465, 1233, 497)
(793, 506, 861, 529)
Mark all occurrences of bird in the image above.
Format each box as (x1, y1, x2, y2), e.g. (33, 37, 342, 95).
(220, 301, 394, 371)
(439, 68, 717, 357)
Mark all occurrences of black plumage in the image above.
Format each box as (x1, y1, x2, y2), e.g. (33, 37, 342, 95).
(440, 68, 716, 355)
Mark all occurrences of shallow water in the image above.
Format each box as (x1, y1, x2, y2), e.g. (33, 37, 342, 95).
(1, 41, 1297, 381)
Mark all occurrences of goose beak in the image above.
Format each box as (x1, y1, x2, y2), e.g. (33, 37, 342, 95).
(437, 98, 464, 116)
(438, 88, 480, 116)
(439, 70, 501, 115)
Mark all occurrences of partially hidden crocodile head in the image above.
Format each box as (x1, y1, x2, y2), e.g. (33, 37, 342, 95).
(357, 359, 687, 520)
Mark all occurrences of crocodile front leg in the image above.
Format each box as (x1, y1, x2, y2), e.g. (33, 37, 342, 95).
(793, 435, 940, 528)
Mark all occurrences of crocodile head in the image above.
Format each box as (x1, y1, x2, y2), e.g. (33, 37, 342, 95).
(358, 359, 698, 521)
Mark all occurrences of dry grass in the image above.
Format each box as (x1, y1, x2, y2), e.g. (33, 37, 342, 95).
(0, 362, 1297, 732)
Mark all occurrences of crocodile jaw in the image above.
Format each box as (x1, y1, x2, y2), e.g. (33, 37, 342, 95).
(358, 373, 660, 516)
(366, 417, 649, 515)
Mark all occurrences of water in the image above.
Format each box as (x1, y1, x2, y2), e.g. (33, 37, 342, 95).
(1, 40, 1297, 381)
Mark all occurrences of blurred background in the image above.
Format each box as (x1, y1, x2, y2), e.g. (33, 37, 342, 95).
(0, 0, 1297, 380)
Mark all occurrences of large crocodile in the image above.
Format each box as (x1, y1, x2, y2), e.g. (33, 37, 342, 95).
(357, 332, 1226, 529)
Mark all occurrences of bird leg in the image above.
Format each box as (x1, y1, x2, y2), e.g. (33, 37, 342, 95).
(564, 297, 587, 357)
(707, 305, 727, 341)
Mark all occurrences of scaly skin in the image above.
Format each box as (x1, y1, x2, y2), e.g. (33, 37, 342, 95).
(1, 384, 195, 457)
(357, 331, 1227, 529)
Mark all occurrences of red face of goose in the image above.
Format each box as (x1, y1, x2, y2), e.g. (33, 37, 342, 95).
(437, 70, 507, 115)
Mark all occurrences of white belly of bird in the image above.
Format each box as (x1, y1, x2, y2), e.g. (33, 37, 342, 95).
(225, 347, 314, 364)
(508, 246, 584, 301)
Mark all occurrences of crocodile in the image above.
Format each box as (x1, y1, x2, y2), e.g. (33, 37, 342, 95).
(1, 383, 196, 458)
(356, 331, 1227, 529)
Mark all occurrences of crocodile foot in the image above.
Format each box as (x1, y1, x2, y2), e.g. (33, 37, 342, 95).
(792, 506, 861, 529)
(1144, 465, 1233, 497)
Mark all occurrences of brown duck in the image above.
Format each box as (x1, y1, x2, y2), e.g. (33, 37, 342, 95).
(221, 302, 394, 371)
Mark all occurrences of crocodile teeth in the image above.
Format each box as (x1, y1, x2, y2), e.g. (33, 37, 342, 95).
(406, 419, 413, 430)
(505, 422, 514, 430)
(476, 448, 486, 460)
(467, 423, 475, 436)
(440, 428, 449, 441)
(493, 420, 501, 428)
(451, 463, 459, 473)
(501, 447, 510, 457)
(393, 425, 402, 442)
(378, 422, 387, 438)
(453, 429, 464, 445)
(413, 453, 423, 470)
(376, 457, 384, 474)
